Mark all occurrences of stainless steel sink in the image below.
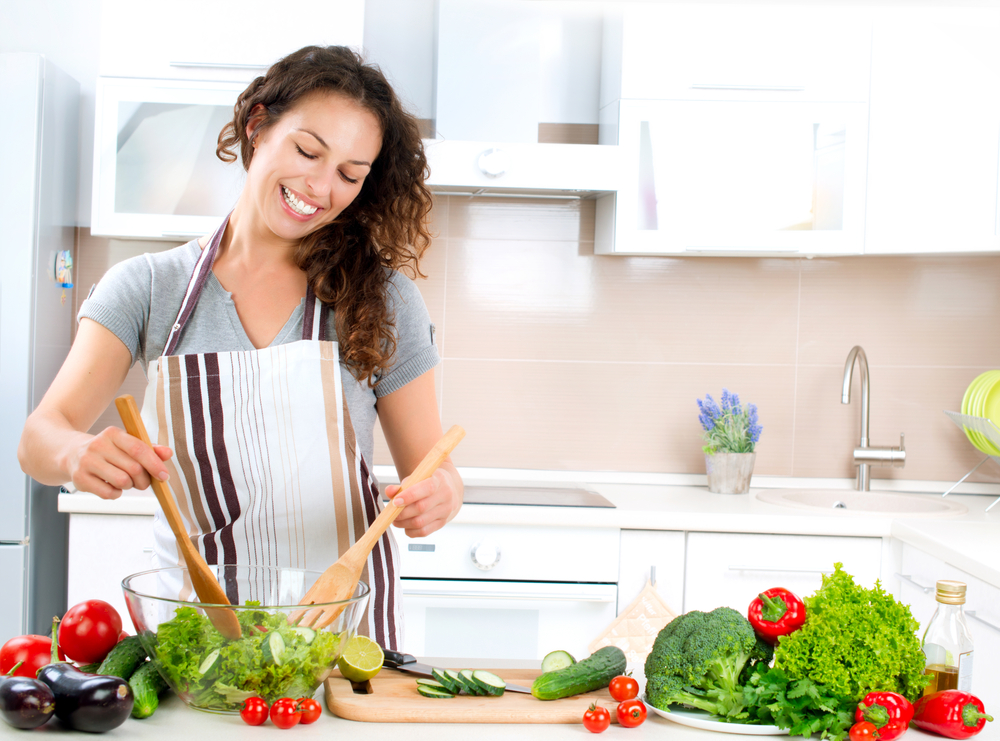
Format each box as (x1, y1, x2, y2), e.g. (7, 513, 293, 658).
(754, 489, 968, 517)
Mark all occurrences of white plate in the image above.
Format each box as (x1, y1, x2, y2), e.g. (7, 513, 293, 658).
(644, 699, 789, 735)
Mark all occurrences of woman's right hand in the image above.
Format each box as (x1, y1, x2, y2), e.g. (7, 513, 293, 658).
(67, 427, 173, 500)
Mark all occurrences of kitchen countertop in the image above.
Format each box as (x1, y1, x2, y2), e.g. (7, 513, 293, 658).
(2, 689, 991, 740)
(59, 480, 1000, 587)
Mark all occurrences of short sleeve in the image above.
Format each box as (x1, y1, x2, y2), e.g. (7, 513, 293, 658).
(77, 255, 153, 365)
(374, 271, 440, 397)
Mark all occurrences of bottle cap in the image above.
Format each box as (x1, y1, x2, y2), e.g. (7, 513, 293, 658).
(935, 580, 966, 605)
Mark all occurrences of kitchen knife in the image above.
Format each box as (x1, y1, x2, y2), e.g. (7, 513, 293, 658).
(382, 649, 533, 694)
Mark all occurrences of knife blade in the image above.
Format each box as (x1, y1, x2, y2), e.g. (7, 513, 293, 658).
(382, 649, 533, 694)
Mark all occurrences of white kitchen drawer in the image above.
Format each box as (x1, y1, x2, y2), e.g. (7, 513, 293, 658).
(684, 532, 882, 614)
(397, 524, 619, 584)
(617, 530, 685, 617)
(899, 544, 1000, 705)
(67, 513, 156, 629)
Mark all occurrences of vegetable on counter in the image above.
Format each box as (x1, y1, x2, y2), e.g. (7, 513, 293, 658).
(608, 674, 639, 702)
(849, 721, 880, 741)
(129, 660, 169, 719)
(531, 646, 627, 701)
(0, 663, 56, 729)
(583, 702, 611, 733)
(617, 698, 646, 728)
(855, 691, 914, 741)
(913, 690, 994, 739)
(747, 587, 806, 646)
(643, 605, 773, 720)
(37, 617, 134, 733)
(97, 634, 147, 679)
(742, 563, 931, 741)
(58, 599, 123, 665)
(0, 634, 64, 679)
(269, 697, 302, 729)
(240, 696, 269, 726)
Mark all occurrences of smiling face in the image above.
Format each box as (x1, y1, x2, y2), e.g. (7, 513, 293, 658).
(241, 90, 383, 244)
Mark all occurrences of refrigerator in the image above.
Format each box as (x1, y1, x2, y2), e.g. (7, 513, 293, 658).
(0, 53, 79, 639)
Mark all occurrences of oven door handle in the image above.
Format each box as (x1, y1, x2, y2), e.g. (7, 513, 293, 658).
(400, 588, 616, 603)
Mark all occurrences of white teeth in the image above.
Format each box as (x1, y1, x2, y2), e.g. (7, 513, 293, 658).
(281, 186, 318, 216)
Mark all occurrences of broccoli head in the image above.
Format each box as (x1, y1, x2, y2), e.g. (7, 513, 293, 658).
(644, 606, 772, 720)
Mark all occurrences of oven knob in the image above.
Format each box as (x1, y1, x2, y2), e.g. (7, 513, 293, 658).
(470, 541, 501, 570)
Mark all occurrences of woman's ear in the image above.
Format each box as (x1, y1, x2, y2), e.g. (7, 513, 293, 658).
(246, 103, 268, 148)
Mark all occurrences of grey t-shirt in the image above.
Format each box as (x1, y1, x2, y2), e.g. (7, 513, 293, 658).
(79, 239, 440, 474)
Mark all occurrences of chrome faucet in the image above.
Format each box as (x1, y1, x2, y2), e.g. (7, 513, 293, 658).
(841, 346, 906, 491)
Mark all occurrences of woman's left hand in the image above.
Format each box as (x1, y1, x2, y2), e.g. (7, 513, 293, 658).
(387, 464, 462, 538)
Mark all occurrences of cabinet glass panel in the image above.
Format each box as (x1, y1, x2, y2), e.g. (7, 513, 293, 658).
(114, 102, 244, 217)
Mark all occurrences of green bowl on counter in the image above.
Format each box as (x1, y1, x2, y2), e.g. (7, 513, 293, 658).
(122, 565, 370, 714)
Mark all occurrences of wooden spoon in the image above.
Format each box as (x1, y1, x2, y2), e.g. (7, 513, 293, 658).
(115, 395, 242, 640)
(292, 425, 466, 630)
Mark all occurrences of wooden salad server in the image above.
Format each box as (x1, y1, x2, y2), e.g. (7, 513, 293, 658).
(292, 425, 466, 630)
(115, 395, 243, 641)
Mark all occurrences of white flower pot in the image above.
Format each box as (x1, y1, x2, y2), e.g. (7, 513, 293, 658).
(704, 452, 756, 495)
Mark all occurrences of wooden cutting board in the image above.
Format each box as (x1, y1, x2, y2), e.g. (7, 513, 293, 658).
(324, 667, 621, 724)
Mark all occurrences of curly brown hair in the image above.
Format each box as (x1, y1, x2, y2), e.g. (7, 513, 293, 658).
(217, 45, 433, 385)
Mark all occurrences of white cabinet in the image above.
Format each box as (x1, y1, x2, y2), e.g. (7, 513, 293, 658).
(684, 532, 883, 614)
(98, 0, 365, 83)
(66, 513, 156, 630)
(897, 544, 1000, 705)
(597, 3, 872, 256)
(617, 530, 685, 617)
(864, 8, 1000, 255)
(91, 78, 246, 239)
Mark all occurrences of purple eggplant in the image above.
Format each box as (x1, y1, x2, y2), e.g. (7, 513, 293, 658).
(0, 669, 55, 729)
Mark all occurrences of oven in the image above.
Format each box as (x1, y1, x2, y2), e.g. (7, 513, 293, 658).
(397, 510, 620, 662)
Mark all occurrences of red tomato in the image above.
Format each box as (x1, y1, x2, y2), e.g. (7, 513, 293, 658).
(269, 698, 301, 729)
(240, 696, 269, 726)
(296, 697, 322, 724)
(850, 721, 879, 741)
(609, 675, 639, 702)
(617, 698, 647, 728)
(58, 599, 122, 664)
(583, 703, 611, 733)
(0, 635, 63, 678)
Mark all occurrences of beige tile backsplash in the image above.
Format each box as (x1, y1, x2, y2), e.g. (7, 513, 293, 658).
(75, 195, 1000, 486)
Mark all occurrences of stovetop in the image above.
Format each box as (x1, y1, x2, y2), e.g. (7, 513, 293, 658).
(461, 486, 615, 508)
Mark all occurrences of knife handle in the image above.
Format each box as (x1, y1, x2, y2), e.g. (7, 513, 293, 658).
(382, 648, 414, 668)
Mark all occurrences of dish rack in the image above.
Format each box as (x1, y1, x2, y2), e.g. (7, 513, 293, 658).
(943, 411, 1000, 512)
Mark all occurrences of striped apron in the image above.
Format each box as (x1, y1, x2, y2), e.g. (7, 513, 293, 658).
(138, 216, 401, 650)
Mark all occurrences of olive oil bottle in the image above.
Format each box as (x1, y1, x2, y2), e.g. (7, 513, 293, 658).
(921, 580, 974, 696)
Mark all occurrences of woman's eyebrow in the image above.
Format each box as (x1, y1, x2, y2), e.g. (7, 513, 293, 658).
(295, 128, 371, 167)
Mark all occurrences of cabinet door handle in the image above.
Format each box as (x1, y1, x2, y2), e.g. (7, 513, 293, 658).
(690, 84, 806, 92)
(966, 611, 1000, 635)
(169, 61, 268, 70)
(728, 566, 831, 574)
(895, 573, 934, 594)
(400, 589, 615, 603)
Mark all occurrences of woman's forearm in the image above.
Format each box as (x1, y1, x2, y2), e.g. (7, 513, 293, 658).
(18, 407, 91, 486)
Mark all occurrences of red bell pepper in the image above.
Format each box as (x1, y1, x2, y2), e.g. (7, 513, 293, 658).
(747, 587, 806, 645)
(913, 690, 994, 739)
(856, 691, 914, 741)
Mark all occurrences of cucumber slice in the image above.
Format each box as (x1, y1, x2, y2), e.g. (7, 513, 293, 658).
(457, 669, 483, 695)
(471, 670, 506, 696)
(261, 632, 286, 665)
(432, 668, 461, 694)
(417, 685, 455, 699)
(541, 649, 576, 673)
(198, 648, 221, 677)
(415, 678, 450, 691)
(444, 670, 464, 693)
(291, 626, 316, 644)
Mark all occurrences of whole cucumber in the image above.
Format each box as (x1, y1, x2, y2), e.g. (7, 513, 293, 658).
(531, 646, 627, 701)
(97, 636, 147, 679)
(129, 662, 168, 719)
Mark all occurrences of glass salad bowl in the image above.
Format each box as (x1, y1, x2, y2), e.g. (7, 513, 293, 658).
(122, 565, 370, 714)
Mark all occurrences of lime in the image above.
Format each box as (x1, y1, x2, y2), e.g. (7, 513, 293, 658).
(337, 635, 384, 682)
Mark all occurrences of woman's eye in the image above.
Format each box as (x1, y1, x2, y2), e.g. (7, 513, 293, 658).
(295, 145, 318, 160)
(340, 172, 359, 185)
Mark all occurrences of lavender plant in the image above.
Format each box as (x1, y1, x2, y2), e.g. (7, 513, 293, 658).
(697, 389, 762, 454)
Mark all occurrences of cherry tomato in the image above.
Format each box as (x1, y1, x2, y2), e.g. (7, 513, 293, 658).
(0, 635, 63, 678)
(609, 674, 640, 702)
(583, 703, 611, 733)
(240, 696, 269, 726)
(296, 697, 322, 724)
(58, 599, 122, 664)
(269, 698, 301, 729)
(617, 698, 647, 728)
(850, 721, 880, 741)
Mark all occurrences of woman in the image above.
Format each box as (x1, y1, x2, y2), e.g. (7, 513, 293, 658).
(17, 46, 463, 650)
